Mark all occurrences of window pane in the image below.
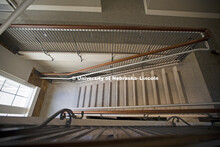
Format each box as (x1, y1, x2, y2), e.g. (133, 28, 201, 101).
(17, 85, 32, 98)
(0, 91, 14, 105)
(0, 76, 6, 89)
(0, 74, 36, 117)
(7, 114, 25, 117)
(12, 96, 27, 107)
(2, 80, 19, 94)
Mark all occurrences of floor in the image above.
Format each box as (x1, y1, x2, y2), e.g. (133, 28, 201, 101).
(40, 53, 212, 118)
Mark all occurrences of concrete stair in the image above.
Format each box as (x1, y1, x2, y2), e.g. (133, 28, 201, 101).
(73, 65, 213, 110)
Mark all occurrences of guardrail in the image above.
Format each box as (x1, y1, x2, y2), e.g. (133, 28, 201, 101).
(0, 25, 210, 80)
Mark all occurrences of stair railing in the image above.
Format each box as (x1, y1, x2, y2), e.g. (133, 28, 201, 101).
(1, 25, 210, 80)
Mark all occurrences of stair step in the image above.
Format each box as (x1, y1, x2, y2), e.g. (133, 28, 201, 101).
(74, 65, 212, 110)
(132, 74, 137, 106)
(141, 72, 147, 106)
(151, 70, 158, 105)
(76, 87, 81, 108)
(172, 66, 186, 104)
(127, 76, 134, 106)
(161, 68, 171, 104)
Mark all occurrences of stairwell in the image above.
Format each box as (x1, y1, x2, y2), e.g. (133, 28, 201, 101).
(74, 64, 213, 111)
(40, 53, 213, 117)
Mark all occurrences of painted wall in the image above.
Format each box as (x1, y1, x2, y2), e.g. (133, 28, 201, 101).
(19, 52, 136, 72)
(147, 0, 220, 13)
(0, 45, 47, 81)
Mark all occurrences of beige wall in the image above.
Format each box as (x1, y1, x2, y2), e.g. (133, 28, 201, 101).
(0, 45, 46, 81)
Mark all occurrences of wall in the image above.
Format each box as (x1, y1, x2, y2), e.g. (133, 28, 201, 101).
(147, 0, 220, 13)
(0, 45, 47, 81)
(28, 68, 49, 116)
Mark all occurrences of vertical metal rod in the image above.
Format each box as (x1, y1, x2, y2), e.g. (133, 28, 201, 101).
(132, 30, 140, 53)
(0, 0, 35, 35)
(74, 30, 83, 52)
(41, 30, 56, 51)
(59, 30, 70, 51)
(87, 29, 93, 53)
(127, 30, 133, 53)
(136, 30, 145, 53)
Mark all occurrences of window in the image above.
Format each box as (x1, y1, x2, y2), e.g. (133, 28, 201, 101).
(0, 73, 40, 117)
(0, 75, 33, 107)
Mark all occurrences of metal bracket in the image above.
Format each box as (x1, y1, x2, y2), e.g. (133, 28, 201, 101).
(168, 116, 191, 127)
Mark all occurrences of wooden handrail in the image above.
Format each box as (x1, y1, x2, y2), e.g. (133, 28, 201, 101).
(41, 37, 209, 76)
(72, 108, 220, 114)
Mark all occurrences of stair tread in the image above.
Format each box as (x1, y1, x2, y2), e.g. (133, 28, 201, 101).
(74, 65, 213, 110)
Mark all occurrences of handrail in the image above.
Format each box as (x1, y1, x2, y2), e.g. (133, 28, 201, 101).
(9, 24, 210, 33)
(70, 102, 220, 111)
(7, 25, 210, 77)
(72, 108, 220, 115)
(40, 42, 209, 80)
(40, 37, 209, 77)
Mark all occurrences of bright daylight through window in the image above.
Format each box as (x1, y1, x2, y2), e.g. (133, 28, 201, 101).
(0, 75, 36, 116)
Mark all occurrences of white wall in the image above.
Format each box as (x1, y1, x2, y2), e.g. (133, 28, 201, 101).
(0, 45, 47, 81)
(19, 51, 137, 73)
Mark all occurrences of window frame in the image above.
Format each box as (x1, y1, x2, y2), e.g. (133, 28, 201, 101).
(0, 70, 40, 117)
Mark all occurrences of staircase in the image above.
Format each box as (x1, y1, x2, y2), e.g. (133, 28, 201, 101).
(74, 65, 213, 110)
